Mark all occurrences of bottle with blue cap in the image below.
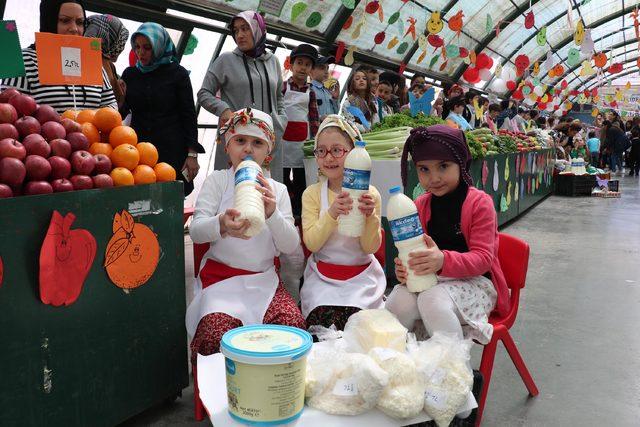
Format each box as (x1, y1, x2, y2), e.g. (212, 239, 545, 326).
(339, 140, 371, 237)
(387, 186, 437, 292)
(234, 156, 265, 237)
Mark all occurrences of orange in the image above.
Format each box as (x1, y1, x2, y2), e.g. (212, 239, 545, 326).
(133, 165, 157, 185)
(109, 125, 138, 148)
(110, 167, 134, 186)
(136, 142, 158, 167)
(89, 142, 113, 156)
(93, 107, 122, 132)
(111, 144, 140, 170)
(154, 162, 176, 182)
(62, 109, 79, 120)
(81, 122, 101, 143)
(76, 109, 96, 124)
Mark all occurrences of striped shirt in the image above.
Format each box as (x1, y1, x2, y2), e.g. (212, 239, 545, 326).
(1, 48, 117, 113)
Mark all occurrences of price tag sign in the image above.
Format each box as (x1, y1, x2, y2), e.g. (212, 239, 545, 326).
(332, 377, 358, 396)
(35, 32, 102, 85)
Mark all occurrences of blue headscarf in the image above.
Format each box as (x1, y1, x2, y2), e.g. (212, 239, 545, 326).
(131, 22, 176, 73)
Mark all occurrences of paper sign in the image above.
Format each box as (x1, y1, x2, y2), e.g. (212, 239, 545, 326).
(35, 32, 103, 85)
(333, 377, 358, 396)
(345, 106, 370, 130)
(0, 21, 26, 79)
(409, 87, 435, 117)
(259, 0, 287, 17)
(425, 389, 448, 410)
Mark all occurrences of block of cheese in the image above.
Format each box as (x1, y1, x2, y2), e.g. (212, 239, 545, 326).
(344, 309, 408, 353)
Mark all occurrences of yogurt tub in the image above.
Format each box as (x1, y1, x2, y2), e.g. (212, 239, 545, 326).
(220, 325, 313, 425)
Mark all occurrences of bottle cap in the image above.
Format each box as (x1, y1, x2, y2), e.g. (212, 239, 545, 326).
(355, 140, 366, 148)
(389, 186, 402, 194)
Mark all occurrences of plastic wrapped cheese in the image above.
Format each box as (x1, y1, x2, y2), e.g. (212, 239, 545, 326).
(343, 309, 408, 353)
(369, 347, 426, 419)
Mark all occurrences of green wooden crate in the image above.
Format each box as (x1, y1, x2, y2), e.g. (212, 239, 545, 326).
(0, 182, 188, 427)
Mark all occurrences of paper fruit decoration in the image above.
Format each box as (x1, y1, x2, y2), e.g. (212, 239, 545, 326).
(446, 44, 460, 58)
(463, 67, 480, 84)
(524, 11, 535, 29)
(388, 11, 400, 25)
(365, 0, 380, 14)
(593, 52, 607, 68)
(567, 48, 581, 67)
(580, 60, 595, 76)
(291, 2, 307, 21)
(448, 10, 464, 37)
(341, 0, 356, 8)
(476, 53, 493, 70)
(305, 12, 322, 28)
(482, 161, 489, 186)
(374, 31, 385, 44)
(515, 54, 530, 75)
(427, 11, 444, 34)
(548, 64, 565, 78)
(581, 29, 595, 55)
(506, 80, 517, 91)
(574, 20, 585, 45)
(105, 210, 159, 289)
(428, 34, 444, 49)
(532, 61, 540, 76)
(39, 211, 97, 306)
(608, 63, 623, 74)
(387, 36, 399, 49)
(344, 45, 356, 65)
(397, 42, 409, 54)
(405, 17, 417, 40)
(493, 161, 499, 191)
(537, 26, 547, 46)
(342, 15, 353, 30)
(335, 41, 346, 63)
(486, 14, 493, 33)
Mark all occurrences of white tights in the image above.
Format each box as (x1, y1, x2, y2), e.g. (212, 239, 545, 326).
(385, 285, 465, 340)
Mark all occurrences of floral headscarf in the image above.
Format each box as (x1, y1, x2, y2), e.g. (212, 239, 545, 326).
(85, 14, 129, 62)
(219, 108, 275, 153)
(229, 10, 267, 58)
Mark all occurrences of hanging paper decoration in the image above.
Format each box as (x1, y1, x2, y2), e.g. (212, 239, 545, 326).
(341, 0, 356, 8)
(593, 52, 607, 68)
(567, 48, 581, 67)
(365, 1, 380, 14)
(459, 47, 469, 58)
(581, 29, 595, 55)
(448, 10, 464, 37)
(476, 53, 493, 70)
(524, 11, 535, 29)
(532, 61, 540, 76)
(522, 85, 532, 95)
(574, 20, 585, 45)
(520, 178, 525, 199)
(506, 80, 517, 91)
(446, 44, 460, 59)
(506, 182, 512, 207)
(405, 17, 417, 40)
(388, 11, 400, 25)
(493, 161, 499, 191)
(580, 60, 595, 76)
(342, 15, 354, 30)
(536, 26, 547, 46)
(500, 194, 508, 212)
(306, 12, 322, 28)
(608, 63, 623, 74)
(626, 81, 632, 90)
(418, 34, 428, 50)
(427, 11, 444, 34)
(387, 36, 399, 49)
(482, 161, 489, 187)
(548, 63, 564, 78)
(470, 50, 477, 65)
(184, 34, 199, 55)
(463, 67, 480, 84)
(344, 45, 356, 66)
(515, 54, 530, 76)
(291, 2, 307, 22)
(397, 42, 409, 54)
(514, 181, 519, 202)
(416, 50, 427, 64)
(351, 16, 364, 39)
(335, 41, 346, 64)
(486, 14, 493, 34)
(428, 34, 444, 50)
(504, 158, 510, 181)
(374, 31, 386, 44)
(428, 55, 440, 68)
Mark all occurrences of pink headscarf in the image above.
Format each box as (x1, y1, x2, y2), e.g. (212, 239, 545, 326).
(230, 11, 267, 58)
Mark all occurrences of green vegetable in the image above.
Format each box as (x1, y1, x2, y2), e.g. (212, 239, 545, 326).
(371, 111, 444, 131)
(303, 126, 412, 159)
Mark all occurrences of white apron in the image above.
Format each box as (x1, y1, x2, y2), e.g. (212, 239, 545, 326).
(185, 171, 279, 337)
(300, 180, 386, 318)
(282, 81, 310, 169)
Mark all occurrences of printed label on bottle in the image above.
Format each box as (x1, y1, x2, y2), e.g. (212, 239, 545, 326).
(342, 168, 370, 190)
(235, 166, 261, 186)
(389, 213, 423, 242)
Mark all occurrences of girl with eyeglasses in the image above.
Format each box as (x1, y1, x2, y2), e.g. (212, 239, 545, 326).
(300, 115, 386, 331)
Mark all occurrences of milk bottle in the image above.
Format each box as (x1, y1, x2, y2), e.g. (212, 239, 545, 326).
(338, 140, 371, 237)
(234, 156, 265, 237)
(387, 186, 437, 292)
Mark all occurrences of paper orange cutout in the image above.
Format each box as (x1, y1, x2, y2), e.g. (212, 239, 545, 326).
(104, 210, 159, 289)
(35, 32, 103, 85)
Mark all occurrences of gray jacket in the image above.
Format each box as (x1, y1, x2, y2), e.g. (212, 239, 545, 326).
(198, 48, 287, 179)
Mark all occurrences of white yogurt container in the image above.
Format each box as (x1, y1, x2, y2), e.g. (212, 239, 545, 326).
(220, 325, 313, 425)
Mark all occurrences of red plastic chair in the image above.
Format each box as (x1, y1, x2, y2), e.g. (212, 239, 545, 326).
(476, 233, 539, 426)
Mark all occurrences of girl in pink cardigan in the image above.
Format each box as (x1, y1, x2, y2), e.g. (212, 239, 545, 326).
(385, 125, 509, 344)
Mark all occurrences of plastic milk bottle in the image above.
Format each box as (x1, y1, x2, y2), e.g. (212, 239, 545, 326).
(387, 186, 437, 292)
(234, 156, 265, 237)
(339, 140, 371, 237)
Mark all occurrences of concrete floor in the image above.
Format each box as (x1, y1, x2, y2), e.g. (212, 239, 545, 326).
(120, 175, 640, 427)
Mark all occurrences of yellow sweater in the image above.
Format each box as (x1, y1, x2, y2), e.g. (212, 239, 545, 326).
(301, 181, 382, 254)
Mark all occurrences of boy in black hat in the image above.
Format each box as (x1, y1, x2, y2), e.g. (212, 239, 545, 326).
(310, 55, 338, 120)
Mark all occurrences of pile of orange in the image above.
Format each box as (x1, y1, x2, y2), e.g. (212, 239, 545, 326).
(66, 108, 177, 187)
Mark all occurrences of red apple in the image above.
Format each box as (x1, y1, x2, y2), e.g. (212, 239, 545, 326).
(34, 105, 60, 123)
(50, 138, 72, 158)
(9, 94, 37, 116)
(25, 155, 52, 181)
(0, 138, 26, 160)
(51, 178, 74, 193)
(15, 116, 41, 138)
(0, 103, 18, 124)
(70, 174, 93, 190)
(61, 118, 82, 134)
(67, 132, 89, 152)
(41, 121, 66, 142)
(93, 153, 112, 175)
(23, 134, 51, 157)
(0, 123, 19, 140)
(48, 156, 71, 179)
(24, 180, 53, 196)
(0, 183, 13, 198)
(0, 157, 26, 187)
(92, 174, 114, 188)
(70, 150, 95, 175)
(0, 89, 20, 103)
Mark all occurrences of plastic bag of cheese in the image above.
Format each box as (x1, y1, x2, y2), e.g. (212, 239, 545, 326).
(343, 309, 408, 353)
(369, 347, 426, 419)
(408, 333, 473, 427)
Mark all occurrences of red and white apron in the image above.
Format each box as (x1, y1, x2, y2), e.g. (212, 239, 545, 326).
(282, 81, 310, 169)
(300, 179, 386, 318)
(185, 169, 279, 337)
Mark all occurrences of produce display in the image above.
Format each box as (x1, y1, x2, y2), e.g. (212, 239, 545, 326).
(371, 111, 445, 131)
(303, 126, 412, 159)
(498, 130, 544, 152)
(465, 128, 547, 160)
(0, 89, 176, 198)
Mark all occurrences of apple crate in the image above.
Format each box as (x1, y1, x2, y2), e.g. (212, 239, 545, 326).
(0, 182, 188, 427)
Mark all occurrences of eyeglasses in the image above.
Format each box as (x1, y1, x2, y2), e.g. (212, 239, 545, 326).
(313, 146, 350, 159)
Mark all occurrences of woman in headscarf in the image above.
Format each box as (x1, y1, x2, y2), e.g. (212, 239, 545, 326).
(84, 14, 129, 107)
(1, 0, 117, 113)
(120, 22, 204, 195)
(197, 10, 287, 182)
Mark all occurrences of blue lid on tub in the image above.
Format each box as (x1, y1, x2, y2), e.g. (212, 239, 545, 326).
(389, 186, 402, 194)
(221, 325, 313, 361)
(355, 140, 366, 148)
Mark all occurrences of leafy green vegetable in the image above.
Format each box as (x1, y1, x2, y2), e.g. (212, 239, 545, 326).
(372, 111, 444, 131)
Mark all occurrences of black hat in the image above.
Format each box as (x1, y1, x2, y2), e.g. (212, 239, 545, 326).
(317, 55, 335, 65)
(290, 44, 319, 65)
